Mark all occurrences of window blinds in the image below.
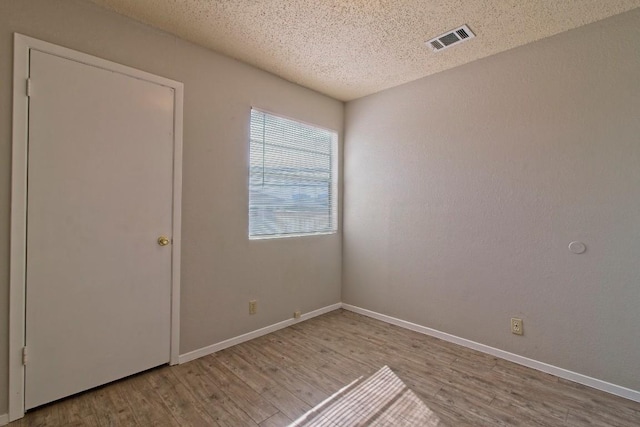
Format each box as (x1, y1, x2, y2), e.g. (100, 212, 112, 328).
(249, 109, 337, 238)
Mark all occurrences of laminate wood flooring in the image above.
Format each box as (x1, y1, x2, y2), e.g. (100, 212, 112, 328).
(11, 309, 640, 426)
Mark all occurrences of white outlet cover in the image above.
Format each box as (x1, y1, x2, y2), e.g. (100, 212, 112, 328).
(569, 241, 586, 254)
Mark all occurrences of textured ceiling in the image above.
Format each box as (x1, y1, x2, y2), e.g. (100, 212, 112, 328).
(87, 0, 640, 101)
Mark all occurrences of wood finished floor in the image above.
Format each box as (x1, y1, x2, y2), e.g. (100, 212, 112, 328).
(12, 309, 640, 426)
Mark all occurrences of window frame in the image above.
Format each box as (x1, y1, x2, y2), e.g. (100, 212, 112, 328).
(248, 107, 339, 240)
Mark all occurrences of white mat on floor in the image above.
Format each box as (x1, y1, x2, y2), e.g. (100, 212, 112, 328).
(289, 365, 445, 426)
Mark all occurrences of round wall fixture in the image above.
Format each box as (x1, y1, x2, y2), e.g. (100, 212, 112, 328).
(568, 241, 586, 254)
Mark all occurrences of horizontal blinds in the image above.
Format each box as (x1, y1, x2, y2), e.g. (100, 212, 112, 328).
(249, 109, 336, 238)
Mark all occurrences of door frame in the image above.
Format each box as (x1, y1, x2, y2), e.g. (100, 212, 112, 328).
(9, 34, 183, 421)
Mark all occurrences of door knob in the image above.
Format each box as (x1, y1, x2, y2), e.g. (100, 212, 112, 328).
(157, 236, 170, 246)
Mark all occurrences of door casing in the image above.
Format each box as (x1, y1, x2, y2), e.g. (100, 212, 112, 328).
(9, 33, 183, 422)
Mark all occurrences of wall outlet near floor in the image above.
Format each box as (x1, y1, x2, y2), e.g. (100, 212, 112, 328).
(249, 300, 257, 315)
(511, 318, 523, 335)
(293, 310, 301, 319)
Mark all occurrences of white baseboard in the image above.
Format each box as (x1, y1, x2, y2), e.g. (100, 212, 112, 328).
(178, 303, 342, 364)
(0, 413, 8, 426)
(342, 304, 640, 403)
(176, 301, 640, 403)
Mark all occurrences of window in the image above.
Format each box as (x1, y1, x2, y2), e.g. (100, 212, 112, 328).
(249, 109, 338, 239)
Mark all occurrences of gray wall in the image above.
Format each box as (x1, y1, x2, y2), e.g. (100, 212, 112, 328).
(344, 9, 640, 391)
(0, 0, 343, 414)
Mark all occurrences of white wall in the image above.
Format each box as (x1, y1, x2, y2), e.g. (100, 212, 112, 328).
(343, 9, 640, 391)
(0, 0, 343, 414)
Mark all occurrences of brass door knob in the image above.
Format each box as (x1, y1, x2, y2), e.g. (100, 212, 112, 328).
(157, 236, 170, 246)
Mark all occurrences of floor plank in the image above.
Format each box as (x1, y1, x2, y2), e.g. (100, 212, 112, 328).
(197, 356, 279, 424)
(259, 412, 293, 427)
(13, 309, 640, 426)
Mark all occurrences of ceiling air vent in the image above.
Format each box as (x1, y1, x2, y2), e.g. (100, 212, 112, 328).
(427, 25, 475, 52)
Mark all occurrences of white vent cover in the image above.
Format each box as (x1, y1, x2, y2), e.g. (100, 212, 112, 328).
(427, 25, 475, 52)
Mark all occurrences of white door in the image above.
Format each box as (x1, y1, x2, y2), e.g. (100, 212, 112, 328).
(25, 49, 176, 409)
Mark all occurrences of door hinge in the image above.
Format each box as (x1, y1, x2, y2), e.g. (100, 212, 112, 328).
(22, 347, 28, 366)
(27, 79, 32, 97)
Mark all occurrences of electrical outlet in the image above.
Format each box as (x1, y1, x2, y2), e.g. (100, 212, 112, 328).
(249, 300, 257, 315)
(511, 318, 523, 335)
(293, 311, 301, 319)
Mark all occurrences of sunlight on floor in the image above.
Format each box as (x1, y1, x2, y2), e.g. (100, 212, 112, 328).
(290, 365, 444, 426)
